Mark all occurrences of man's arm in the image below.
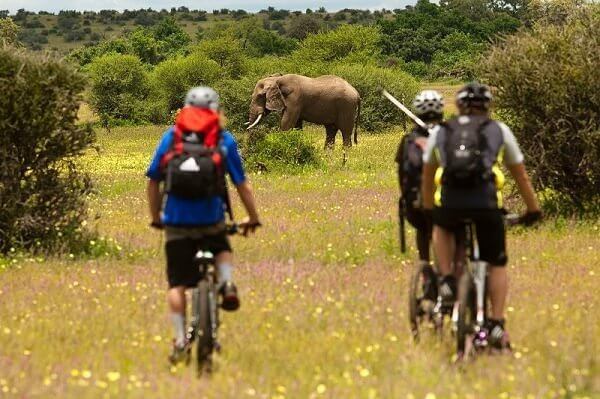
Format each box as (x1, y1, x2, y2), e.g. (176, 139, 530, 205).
(422, 162, 438, 210)
(236, 181, 259, 221)
(235, 181, 261, 235)
(507, 163, 540, 212)
(147, 179, 162, 226)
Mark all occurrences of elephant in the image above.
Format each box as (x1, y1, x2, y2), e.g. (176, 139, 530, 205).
(247, 74, 361, 149)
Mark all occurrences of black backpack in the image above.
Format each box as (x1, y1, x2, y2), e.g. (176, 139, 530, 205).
(442, 118, 492, 188)
(160, 107, 233, 220)
(400, 129, 428, 205)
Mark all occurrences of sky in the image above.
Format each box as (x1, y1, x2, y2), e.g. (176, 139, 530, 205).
(1, 0, 415, 13)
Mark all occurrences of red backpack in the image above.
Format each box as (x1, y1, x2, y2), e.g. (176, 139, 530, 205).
(160, 107, 233, 219)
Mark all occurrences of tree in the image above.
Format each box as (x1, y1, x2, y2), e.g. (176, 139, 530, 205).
(481, 4, 600, 212)
(293, 25, 381, 63)
(128, 29, 162, 64)
(152, 17, 191, 58)
(150, 53, 221, 115)
(0, 46, 95, 253)
(0, 17, 20, 46)
(287, 14, 322, 40)
(89, 54, 149, 125)
(195, 37, 247, 78)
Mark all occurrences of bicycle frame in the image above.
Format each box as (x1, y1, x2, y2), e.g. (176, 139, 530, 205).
(190, 251, 220, 354)
(465, 223, 488, 328)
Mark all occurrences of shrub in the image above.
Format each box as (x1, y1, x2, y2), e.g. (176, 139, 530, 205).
(0, 18, 20, 45)
(287, 14, 322, 40)
(481, 5, 600, 213)
(18, 29, 49, 48)
(213, 75, 261, 132)
(64, 29, 86, 42)
(149, 52, 221, 118)
(245, 29, 298, 57)
(128, 28, 162, 64)
(195, 38, 247, 78)
(67, 37, 133, 66)
(0, 46, 95, 253)
(240, 129, 321, 172)
(293, 25, 381, 64)
(88, 54, 149, 125)
(331, 63, 420, 131)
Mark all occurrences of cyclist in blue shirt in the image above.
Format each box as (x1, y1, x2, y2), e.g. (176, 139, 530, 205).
(146, 87, 261, 365)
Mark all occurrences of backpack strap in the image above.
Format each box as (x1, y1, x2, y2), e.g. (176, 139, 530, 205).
(216, 131, 235, 223)
(160, 126, 185, 170)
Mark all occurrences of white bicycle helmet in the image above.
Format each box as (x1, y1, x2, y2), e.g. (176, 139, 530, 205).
(184, 86, 220, 110)
(413, 90, 444, 117)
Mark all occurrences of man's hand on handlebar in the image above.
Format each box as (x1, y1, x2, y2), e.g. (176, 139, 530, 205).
(504, 209, 543, 226)
(519, 210, 542, 226)
(150, 220, 164, 230)
(239, 217, 262, 236)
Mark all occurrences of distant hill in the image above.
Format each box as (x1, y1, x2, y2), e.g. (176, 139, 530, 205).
(6, 7, 394, 53)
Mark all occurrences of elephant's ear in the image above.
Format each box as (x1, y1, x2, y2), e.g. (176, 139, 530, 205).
(266, 85, 285, 112)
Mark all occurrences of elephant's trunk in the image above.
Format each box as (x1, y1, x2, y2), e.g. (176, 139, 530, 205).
(246, 113, 263, 130)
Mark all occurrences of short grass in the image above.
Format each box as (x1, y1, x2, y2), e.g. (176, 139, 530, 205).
(0, 126, 598, 398)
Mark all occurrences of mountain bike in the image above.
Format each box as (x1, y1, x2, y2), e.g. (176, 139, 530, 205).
(187, 224, 239, 375)
(455, 213, 522, 360)
(408, 231, 466, 340)
(408, 261, 438, 340)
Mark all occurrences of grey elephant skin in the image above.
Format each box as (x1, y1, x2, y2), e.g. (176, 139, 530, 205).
(248, 74, 361, 148)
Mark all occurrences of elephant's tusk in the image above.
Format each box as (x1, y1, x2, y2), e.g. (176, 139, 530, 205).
(246, 113, 263, 130)
(243, 121, 250, 126)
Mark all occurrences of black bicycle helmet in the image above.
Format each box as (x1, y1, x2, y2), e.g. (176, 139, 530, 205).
(456, 82, 492, 109)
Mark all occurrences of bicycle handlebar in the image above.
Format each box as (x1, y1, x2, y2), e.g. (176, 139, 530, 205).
(504, 210, 543, 227)
(225, 221, 262, 236)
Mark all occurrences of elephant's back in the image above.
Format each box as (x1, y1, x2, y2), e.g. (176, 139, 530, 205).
(312, 75, 360, 102)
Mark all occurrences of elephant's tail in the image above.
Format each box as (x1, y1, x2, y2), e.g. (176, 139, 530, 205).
(354, 98, 361, 145)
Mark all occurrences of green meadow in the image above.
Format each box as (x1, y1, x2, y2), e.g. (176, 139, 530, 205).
(0, 124, 598, 398)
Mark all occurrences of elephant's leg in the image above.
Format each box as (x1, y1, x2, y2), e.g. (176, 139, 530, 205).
(341, 126, 353, 148)
(295, 119, 303, 130)
(338, 124, 354, 166)
(281, 109, 301, 131)
(325, 125, 337, 150)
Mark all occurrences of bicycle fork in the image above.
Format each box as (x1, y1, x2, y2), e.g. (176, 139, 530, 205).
(207, 269, 221, 353)
(473, 261, 487, 327)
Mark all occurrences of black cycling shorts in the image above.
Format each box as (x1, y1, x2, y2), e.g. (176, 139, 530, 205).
(165, 226, 232, 288)
(405, 205, 431, 233)
(433, 208, 507, 266)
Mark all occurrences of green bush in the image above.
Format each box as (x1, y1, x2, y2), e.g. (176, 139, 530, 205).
(0, 46, 95, 254)
(88, 53, 149, 126)
(293, 25, 381, 64)
(241, 129, 321, 172)
(287, 14, 322, 40)
(213, 75, 262, 132)
(0, 18, 20, 46)
(67, 37, 133, 66)
(481, 5, 600, 213)
(331, 63, 420, 131)
(194, 38, 248, 78)
(148, 52, 221, 119)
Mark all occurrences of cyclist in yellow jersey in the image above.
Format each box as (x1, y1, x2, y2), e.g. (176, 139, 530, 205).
(421, 82, 541, 348)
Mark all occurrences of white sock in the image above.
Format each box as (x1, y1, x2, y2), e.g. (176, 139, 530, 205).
(218, 263, 233, 287)
(171, 313, 186, 347)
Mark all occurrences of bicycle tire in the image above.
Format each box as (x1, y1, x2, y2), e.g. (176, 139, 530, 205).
(408, 262, 437, 340)
(456, 272, 476, 356)
(196, 279, 214, 372)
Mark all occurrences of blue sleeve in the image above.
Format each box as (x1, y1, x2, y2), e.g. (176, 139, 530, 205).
(222, 131, 246, 186)
(146, 128, 174, 181)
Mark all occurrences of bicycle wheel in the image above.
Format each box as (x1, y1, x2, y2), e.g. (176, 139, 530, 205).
(196, 279, 214, 374)
(408, 262, 437, 340)
(456, 272, 476, 357)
